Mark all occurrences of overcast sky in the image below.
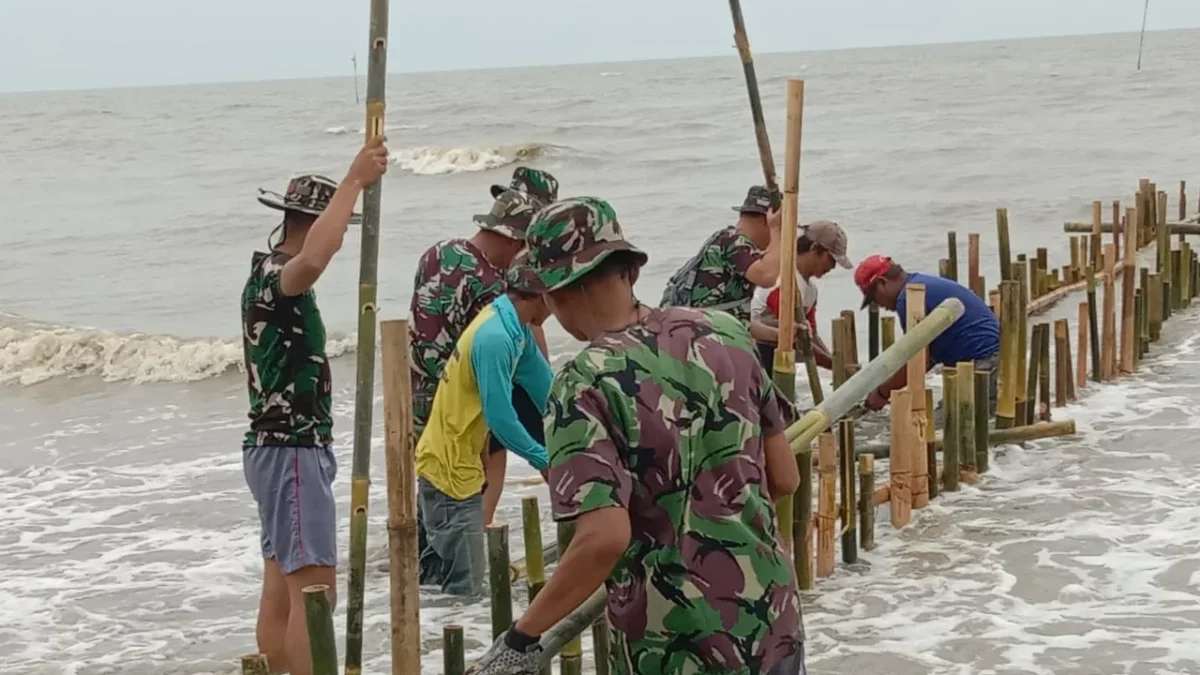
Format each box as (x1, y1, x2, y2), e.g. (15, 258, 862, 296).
(1, 0, 1198, 93)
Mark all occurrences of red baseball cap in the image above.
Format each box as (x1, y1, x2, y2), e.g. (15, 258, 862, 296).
(854, 254, 893, 308)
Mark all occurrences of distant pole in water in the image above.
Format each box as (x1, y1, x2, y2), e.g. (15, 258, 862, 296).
(352, 53, 361, 104)
(344, 1, 389, 674)
(1137, 0, 1150, 71)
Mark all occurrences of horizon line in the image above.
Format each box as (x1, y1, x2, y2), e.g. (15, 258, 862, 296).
(2, 25, 1196, 97)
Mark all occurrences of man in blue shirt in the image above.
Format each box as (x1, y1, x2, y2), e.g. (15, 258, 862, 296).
(855, 254, 1000, 412)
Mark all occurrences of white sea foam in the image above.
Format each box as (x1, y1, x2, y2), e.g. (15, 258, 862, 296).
(0, 319, 355, 386)
(389, 143, 550, 176)
(323, 123, 429, 135)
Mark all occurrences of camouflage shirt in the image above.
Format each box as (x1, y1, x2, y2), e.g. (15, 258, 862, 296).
(408, 238, 506, 432)
(547, 307, 803, 675)
(687, 226, 764, 323)
(241, 251, 333, 448)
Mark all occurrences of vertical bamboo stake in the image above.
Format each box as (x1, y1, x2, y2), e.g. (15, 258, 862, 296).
(728, 0, 778, 193)
(1172, 249, 1184, 311)
(1034, 249, 1048, 298)
(925, 389, 937, 502)
(1148, 272, 1163, 341)
(1062, 319, 1076, 401)
(958, 362, 976, 476)
(1183, 241, 1194, 305)
(938, 259, 951, 279)
(1012, 260, 1029, 425)
(241, 655, 269, 675)
(1053, 320, 1068, 407)
(1112, 200, 1122, 262)
(947, 231, 959, 281)
(942, 367, 960, 492)
(304, 585, 338, 675)
(838, 419, 857, 564)
(905, 284, 928, 509)
(841, 309, 859, 367)
(1076, 303, 1088, 391)
(1101, 244, 1117, 381)
(1120, 207, 1137, 374)
(889, 389, 913, 528)
(881, 316, 895, 350)
(1038, 324, 1052, 421)
(858, 455, 875, 551)
(521, 497, 547, 600)
(487, 525, 513, 640)
(995, 281, 1020, 429)
(989, 289, 1000, 317)
(968, 232, 983, 298)
(1086, 265, 1101, 381)
(1069, 237, 1081, 282)
(1133, 289, 1144, 368)
(868, 303, 881, 360)
(380, 321, 418, 675)
(997, 208, 1013, 282)
(345, 3, 389, 668)
(1025, 323, 1042, 426)
(1139, 267, 1150, 357)
(795, 448, 813, 591)
(555, 522, 582, 670)
(974, 370, 990, 473)
(816, 433, 836, 577)
(443, 626, 465, 675)
(1182, 180, 1188, 224)
(1090, 201, 1102, 271)
(592, 619, 611, 675)
(831, 317, 847, 389)
(796, 325, 824, 406)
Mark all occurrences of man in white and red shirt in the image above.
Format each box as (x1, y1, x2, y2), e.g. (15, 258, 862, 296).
(751, 219, 853, 372)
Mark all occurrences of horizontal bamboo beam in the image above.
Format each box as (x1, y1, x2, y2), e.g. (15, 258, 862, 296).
(1064, 221, 1198, 234)
(1027, 256, 1131, 316)
(857, 420, 1076, 458)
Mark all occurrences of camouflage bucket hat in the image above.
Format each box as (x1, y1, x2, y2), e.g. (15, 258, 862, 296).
(490, 167, 559, 206)
(731, 185, 779, 215)
(258, 174, 361, 222)
(474, 188, 540, 241)
(505, 252, 545, 295)
(524, 197, 649, 293)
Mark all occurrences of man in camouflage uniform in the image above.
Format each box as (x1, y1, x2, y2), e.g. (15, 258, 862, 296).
(468, 197, 807, 675)
(670, 185, 785, 323)
(408, 167, 558, 583)
(241, 137, 388, 675)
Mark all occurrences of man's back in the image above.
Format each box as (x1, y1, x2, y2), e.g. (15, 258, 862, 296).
(898, 272, 1000, 366)
(546, 306, 802, 674)
(686, 226, 764, 323)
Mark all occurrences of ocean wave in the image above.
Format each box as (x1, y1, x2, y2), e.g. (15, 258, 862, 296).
(323, 123, 429, 135)
(0, 320, 355, 386)
(390, 143, 550, 176)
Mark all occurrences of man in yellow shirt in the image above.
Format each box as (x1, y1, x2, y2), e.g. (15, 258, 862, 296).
(415, 260, 553, 596)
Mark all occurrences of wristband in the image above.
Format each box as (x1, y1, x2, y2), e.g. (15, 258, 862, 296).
(505, 624, 541, 652)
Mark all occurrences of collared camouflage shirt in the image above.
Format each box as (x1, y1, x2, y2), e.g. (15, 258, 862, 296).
(687, 226, 764, 323)
(408, 238, 506, 432)
(546, 307, 803, 675)
(241, 251, 333, 448)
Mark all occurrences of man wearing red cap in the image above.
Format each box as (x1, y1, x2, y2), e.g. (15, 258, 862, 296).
(855, 255, 1000, 412)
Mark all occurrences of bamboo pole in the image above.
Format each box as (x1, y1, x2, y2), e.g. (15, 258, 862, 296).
(1053, 320, 1068, 407)
(1025, 320, 1042, 423)
(1183, 241, 1194, 306)
(1171, 249, 1183, 311)
(728, 0, 778, 193)
(1034, 249, 1048, 298)
(1089, 201, 1103, 270)
(858, 455, 875, 551)
(868, 303, 881, 360)
(1076, 303, 1088, 391)
(889, 389, 913, 528)
(974, 370, 990, 473)
(858, 420, 1078, 458)
(592, 618, 611, 675)
(1112, 201, 1122, 263)
(939, 259, 951, 279)
(795, 446, 813, 591)
(947, 231, 959, 281)
(1038, 324, 1051, 420)
(1101, 244, 1117, 381)
(968, 232, 983, 298)
(989, 289, 1000, 317)
(380, 321, 419, 675)
(1182, 181, 1189, 224)
(1062, 318, 1076, 401)
(997, 208, 1012, 282)
(841, 309, 859, 367)
(304, 585, 338, 675)
(831, 317, 847, 389)
(555, 522, 582, 667)
(1120, 207, 1137, 374)
(1069, 237, 1081, 282)
(519, 498, 551, 675)
(1133, 289, 1144, 368)
(838, 419, 857, 564)
(1013, 260, 1029, 425)
(797, 324, 824, 406)
(958, 361, 976, 477)
(444, 626, 465, 675)
(344, 3, 389, 669)
(1148, 272, 1163, 341)
(881, 316, 895, 350)
(487, 524, 513, 640)
(1086, 265, 1101, 380)
(925, 389, 937, 502)
(942, 368, 960, 492)
(241, 655, 269, 675)
(995, 281, 1020, 429)
(816, 433, 836, 577)
(905, 283, 929, 509)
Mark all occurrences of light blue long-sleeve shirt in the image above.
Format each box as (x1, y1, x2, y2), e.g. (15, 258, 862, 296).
(469, 295, 553, 470)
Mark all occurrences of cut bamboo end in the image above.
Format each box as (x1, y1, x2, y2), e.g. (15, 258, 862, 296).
(241, 654, 269, 675)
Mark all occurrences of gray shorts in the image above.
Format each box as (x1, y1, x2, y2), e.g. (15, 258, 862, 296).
(243, 446, 338, 575)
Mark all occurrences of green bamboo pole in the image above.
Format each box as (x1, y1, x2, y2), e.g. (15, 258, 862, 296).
(1133, 289, 1144, 364)
(831, 317, 847, 389)
(488, 524, 513, 640)
(556, 522, 582, 670)
(881, 315, 895, 350)
(857, 419, 1076, 458)
(344, 1, 389, 670)
(974, 369, 990, 473)
(995, 281, 1020, 429)
(1016, 261, 1030, 425)
(728, 0, 778, 193)
(592, 617, 612, 675)
(444, 625, 465, 675)
(947, 231, 959, 281)
(997, 208, 1013, 282)
(521, 496, 549, 675)
(1086, 265, 1101, 380)
(240, 654, 269, 675)
(1038, 324, 1051, 420)
(797, 325, 824, 406)
(868, 303, 881, 360)
(925, 389, 937, 502)
(303, 585, 338, 675)
(795, 449, 813, 591)
(957, 361, 976, 474)
(942, 368, 960, 492)
(858, 455, 875, 550)
(1025, 322, 1042, 423)
(838, 419, 857, 564)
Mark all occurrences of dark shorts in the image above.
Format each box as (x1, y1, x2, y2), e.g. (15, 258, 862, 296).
(243, 445, 338, 575)
(486, 385, 544, 454)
